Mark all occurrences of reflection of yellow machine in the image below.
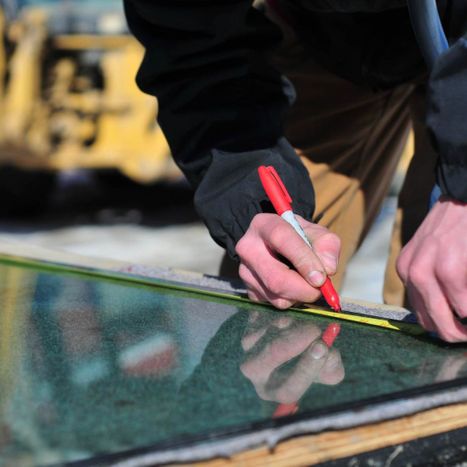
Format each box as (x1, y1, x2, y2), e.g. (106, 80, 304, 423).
(0, 4, 177, 192)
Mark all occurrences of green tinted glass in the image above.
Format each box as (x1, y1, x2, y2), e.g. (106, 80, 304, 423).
(1, 260, 466, 466)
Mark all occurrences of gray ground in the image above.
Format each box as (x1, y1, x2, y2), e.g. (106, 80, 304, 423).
(0, 170, 396, 303)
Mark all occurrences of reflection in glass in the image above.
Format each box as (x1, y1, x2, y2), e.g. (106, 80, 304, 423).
(240, 313, 344, 417)
(0, 261, 467, 465)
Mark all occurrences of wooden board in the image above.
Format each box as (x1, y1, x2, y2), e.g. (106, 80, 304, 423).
(186, 402, 467, 466)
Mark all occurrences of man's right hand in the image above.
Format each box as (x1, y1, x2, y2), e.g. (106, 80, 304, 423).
(235, 213, 341, 309)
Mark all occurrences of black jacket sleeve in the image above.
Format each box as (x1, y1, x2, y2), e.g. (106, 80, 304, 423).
(427, 34, 467, 203)
(123, 0, 315, 258)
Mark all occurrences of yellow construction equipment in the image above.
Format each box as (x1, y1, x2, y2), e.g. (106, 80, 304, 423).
(0, 2, 177, 190)
(0, 1, 413, 213)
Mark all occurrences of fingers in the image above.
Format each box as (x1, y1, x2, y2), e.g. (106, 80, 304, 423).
(240, 315, 344, 404)
(420, 282, 467, 342)
(256, 215, 327, 287)
(261, 216, 339, 287)
(239, 262, 296, 309)
(297, 216, 341, 276)
(434, 247, 467, 322)
(272, 344, 344, 402)
(395, 199, 467, 342)
(241, 313, 293, 352)
(241, 324, 268, 352)
(244, 336, 344, 404)
(399, 245, 467, 342)
(406, 286, 437, 333)
(268, 339, 330, 404)
(238, 241, 321, 309)
(236, 214, 341, 309)
(240, 323, 321, 387)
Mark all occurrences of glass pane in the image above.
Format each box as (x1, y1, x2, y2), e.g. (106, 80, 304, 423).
(1, 260, 466, 465)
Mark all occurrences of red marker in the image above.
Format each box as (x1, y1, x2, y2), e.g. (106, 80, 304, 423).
(258, 165, 341, 312)
(321, 322, 341, 347)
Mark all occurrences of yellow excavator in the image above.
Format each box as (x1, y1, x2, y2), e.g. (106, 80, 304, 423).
(0, 1, 177, 214)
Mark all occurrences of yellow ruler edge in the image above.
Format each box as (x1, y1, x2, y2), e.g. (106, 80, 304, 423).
(0, 253, 424, 336)
(298, 306, 424, 335)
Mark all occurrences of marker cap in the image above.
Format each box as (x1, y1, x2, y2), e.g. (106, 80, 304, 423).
(258, 166, 292, 215)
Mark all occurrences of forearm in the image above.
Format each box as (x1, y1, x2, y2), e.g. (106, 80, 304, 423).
(124, 0, 289, 184)
(124, 0, 316, 256)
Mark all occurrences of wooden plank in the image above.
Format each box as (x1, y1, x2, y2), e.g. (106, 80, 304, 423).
(184, 403, 467, 466)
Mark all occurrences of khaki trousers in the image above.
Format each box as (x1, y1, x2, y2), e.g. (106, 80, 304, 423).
(221, 8, 437, 307)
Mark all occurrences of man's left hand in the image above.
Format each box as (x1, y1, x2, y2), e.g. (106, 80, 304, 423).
(397, 197, 467, 342)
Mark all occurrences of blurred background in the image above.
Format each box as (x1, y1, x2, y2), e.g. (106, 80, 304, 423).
(0, 0, 412, 303)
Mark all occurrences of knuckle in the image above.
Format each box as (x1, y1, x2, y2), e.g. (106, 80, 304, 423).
(323, 231, 341, 249)
(313, 231, 341, 252)
(396, 252, 410, 282)
(250, 214, 263, 229)
(408, 267, 424, 288)
(264, 275, 283, 294)
(438, 269, 457, 287)
(407, 259, 429, 287)
(269, 224, 287, 247)
(235, 237, 246, 257)
(303, 222, 326, 235)
(235, 237, 250, 258)
(436, 255, 460, 283)
(294, 251, 314, 271)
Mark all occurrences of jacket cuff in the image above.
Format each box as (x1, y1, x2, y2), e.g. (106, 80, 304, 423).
(194, 138, 315, 259)
(427, 36, 467, 203)
(436, 161, 467, 202)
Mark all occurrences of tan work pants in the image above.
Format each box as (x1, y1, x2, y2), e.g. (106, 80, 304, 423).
(221, 7, 438, 307)
(286, 69, 436, 305)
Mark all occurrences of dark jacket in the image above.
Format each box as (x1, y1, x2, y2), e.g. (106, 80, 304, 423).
(123, 0, 467, 258)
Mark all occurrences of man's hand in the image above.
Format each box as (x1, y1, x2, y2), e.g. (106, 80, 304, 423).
(397, 197, 467, 342)
(235, 213, 340, 309)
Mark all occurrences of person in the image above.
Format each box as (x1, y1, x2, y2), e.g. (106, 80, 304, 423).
(123, 0, 467, 342)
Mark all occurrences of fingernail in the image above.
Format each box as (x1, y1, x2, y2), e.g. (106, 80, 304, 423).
(310, 341, 328, 360)
(273, 316, 292, 329)
(309, 270, 325, 287)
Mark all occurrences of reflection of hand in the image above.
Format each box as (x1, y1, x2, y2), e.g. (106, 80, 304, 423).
(239, 313, 344, 404)
(397, 198, 467, 342)
(235, 213, 340, 309)
(435, 354, 467, 382)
